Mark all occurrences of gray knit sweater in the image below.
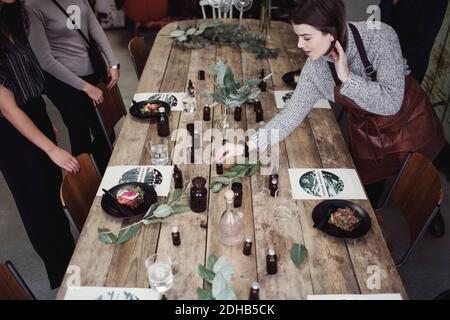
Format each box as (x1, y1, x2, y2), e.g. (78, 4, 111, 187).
(25, 0, 118, 90)
(250, 21, 410, 153)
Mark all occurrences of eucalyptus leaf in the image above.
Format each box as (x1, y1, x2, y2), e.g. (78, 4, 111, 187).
(142, 218, 165, 225)
(198, 265, 215, 284)
(210, 182, 223, 193)
(222, 171, 238, 178)
(116, 223, 142, 244)
(170, 30, 185, 37)
(171, 188, 183, 203)
(143, 203, 159, 220)
(153, 204, 173, 218)
(186, 27, 197, 35)
(98, 228, 118, 244)
(213, 177, 230, 185)
(207, 254, 218, 270)
(197, 288, 213, 300)
(216, 264, 234, 282)
(230, 164, 248, 173)
(291, 243, 308, 269)
(212, 273, 226, 298)
(247, 163, 260, 177)
(177, 35, 188, 42)
(215, 288, 238, 300)
(171, 205, 191, 214)
(213, 256, 229, 274)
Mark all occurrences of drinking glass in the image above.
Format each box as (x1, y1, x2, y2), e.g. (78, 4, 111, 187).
(147, 137, 169, 165)
(273, 188, 297, 221)
(145, 254, 174, 296)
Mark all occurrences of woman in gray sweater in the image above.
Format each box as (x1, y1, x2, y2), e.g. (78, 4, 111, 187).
(216, 0, 447, 213)
(25, 0, 120, 173)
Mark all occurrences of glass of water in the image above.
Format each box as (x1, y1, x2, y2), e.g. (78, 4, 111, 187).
(145, 254, 174, 296)
(148, 137, 169, 165)
(273, 188, 297, 221)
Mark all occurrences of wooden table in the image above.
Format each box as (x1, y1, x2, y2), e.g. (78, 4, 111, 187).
(57, 19, 407, 300)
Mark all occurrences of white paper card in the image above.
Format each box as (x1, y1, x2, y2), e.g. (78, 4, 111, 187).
(64, 286, 160, 300)
(274, 90, 331, 110)
(132, 92, 186, 111)
(97, 165, 174, 197)
(288, 168, 367, 200)
(307, 293, 402, 300)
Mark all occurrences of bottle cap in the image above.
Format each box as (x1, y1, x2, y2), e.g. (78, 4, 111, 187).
(158, 107, 165, 113)
(224, 189, 235, 202)
(244, 235, 252, 243)
(268, 247, 276, 256)
(172, 225, 179, 233)
(251, 282, 260, 290)
(271, 177, 278, 184)
(204, 104, 210, 109)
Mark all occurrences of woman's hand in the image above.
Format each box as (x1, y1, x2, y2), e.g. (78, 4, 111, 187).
(47, 146, 80, 173)
(82, 82, 104, 106)
(215, 142, 245, 163)
(107, 68, 120, 90)
(331, 40, 349, 83)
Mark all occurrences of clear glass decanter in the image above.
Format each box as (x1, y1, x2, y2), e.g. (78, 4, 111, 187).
(218, 190, 243, 246)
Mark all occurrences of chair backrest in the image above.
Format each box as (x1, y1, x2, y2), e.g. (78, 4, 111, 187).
(0, 261, 35, 300)
(128, 36, 148, 79)
(199, 0, 243, 20)
(95, 82, 127, 151)
(60, 153, 101, 234)
(387, 152, 443, 265)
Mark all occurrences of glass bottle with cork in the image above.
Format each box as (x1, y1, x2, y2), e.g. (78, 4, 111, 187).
(218, 190, 243, 246)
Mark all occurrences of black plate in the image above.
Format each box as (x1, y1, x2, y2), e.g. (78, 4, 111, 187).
(312, 200, 372, 239)
(101, 182, 157, 218)
(129, 100, 170, 122)
(282, 69, 301, 88)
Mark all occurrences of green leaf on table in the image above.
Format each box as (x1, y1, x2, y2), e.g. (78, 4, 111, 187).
(171, 205, 191, 214)
(213, 177, 230, 185)
(142, 218, 165, 225)
(223, 171, 238, 178)
(210, 182, 223, 193)
(213, 256, 230, 274)
(215, 288, 237, 300)
(216, 264, 234, 282)
(116, 223, 142, 244)
(212, 273, 226, 298)
(171, 188, 183, 203)
(291, 243, 308, 269)
(233, 177, 243, 184)
(177, 35, 188, 42)
(143, 203, 158, 220)
(198, 265, 215, 284)
(230, 164, 248, 173)
(197, 288, 213, 300)
(153, 204, 173, 218)
(98, 228, 118, 244)
(186, 27, 197, 35)
(247, 163, 260, 177)
(170, 30, 185, 37)
(207, 254, 218, 270)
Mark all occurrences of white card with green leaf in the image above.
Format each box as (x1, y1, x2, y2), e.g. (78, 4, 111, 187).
(288, 168, 367, 200)
(132, 92, 186, 111)
(96, 165, 174, 197)
(64, 286, 160, 300)
(274, 90, 331, 110)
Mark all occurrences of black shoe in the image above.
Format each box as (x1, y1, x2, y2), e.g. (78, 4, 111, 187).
(429, 211, 445, 238)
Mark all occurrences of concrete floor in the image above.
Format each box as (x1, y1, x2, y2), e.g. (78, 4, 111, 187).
(1, 2, 449, 300)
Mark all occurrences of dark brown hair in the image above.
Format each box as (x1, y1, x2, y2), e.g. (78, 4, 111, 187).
(290, 0, 348, 51)
(0, 0, 29, 46)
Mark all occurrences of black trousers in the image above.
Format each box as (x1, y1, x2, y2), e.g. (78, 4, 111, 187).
(0, 97, 75, 289)
(44, 72, 111, 174)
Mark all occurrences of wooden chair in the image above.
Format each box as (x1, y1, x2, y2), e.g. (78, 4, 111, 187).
(60, 153, 101, 236)
(128, 36, 148, 79)
(376, 153, 443, 267)
(95, 82, 127, 152)
(0, 261, 35, 300)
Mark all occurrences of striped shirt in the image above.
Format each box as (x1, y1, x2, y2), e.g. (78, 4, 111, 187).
(0, 40, 45, 108)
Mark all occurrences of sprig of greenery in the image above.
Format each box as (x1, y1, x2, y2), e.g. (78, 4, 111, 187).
(170, 21, 280, 59)
(210, 161, 260, 193)
(98, 182, 192, 245)
(290, 243, 308, 269)
(197, 254, 237, 300)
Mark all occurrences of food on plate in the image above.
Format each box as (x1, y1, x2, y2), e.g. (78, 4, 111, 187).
(116, 187, 145, 209)
(328, 207, 360, 231)
(140, 103, 160, 115)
